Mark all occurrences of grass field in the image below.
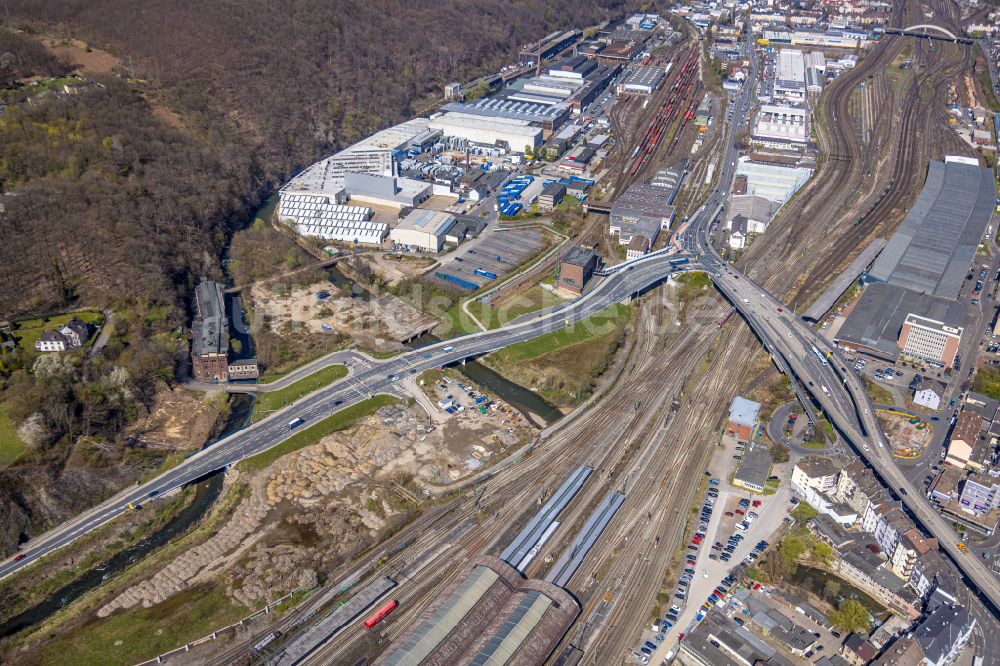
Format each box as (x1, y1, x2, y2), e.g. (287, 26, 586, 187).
(487, 303, 630, 365)
(0, 403, 26, 467)
(12, 310, 104, 352)
(863, 378, 894, 405)
(484, 303, 632, 406)
(468, 286, 566, 330)
(972, 366, 1000, 401)
(241, 395, 399, 470)
(38, 581, 248, 666)
(251, 364, 348, 421)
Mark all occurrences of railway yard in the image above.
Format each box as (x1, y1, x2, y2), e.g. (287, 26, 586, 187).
(193, 9, 998, 664)
(4, 1, 1000, 665)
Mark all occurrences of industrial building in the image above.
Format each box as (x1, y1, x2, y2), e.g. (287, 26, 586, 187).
(837, 157, 995, 363)
(621, 65, 667, 95)
(276, 193, 387, 245)
(343, 172, 432, 209)
(429, 112, 544, 152)
(773, 49, 806, 101)
(283, 118, 432, 197)
(390, 209, 456, 253)
(678, 610, 796, 666)
(609, 182, 676, 246)
(377, 556, 579, 666)
(834, 282, 965, 364)
(734, 158, 812, 204)
(868, 157, 996, 300)
(539, 182, 566, 210)
(558, 246, 599, 293)
(191, 280, 229, 383)
(548, 54, 597, 80)
(752, 104, 809, 148)
(727, 396, 761, 441)
(519, 30, 580, 68)
(441, 97, 569, 131)
(726, 195, 781, 234)
(734, 442, 773, 493)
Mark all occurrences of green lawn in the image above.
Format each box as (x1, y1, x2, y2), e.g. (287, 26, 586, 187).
(241, 395, 399, 470)
(863, 378, 894, 405)
(487, 303, 631, 365)
(468, 286, 567, 329)
(38, 582, 248, 666)
(0, 403, 26, 467)
(12, 310, 104, 352)
(251, 364, 348, 421)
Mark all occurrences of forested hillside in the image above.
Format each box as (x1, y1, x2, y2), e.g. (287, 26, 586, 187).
(0, 0, 632, 554)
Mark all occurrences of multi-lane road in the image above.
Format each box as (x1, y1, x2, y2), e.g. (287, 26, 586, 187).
(0, 247, 695, 582)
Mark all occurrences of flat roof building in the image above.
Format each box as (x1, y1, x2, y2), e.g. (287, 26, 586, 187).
(753, 104, 809, 147)
(429, 113, 543, 152)
(735, 158, 812, 204)
(734, 442, 772, 493)
(390, 210, 456, 254)
(834, 282, 965, 363)
(610, 182, 677, 245)
(869, 157, 996, 300)
(378, 555, 578, 666)
(558, 246, 598, 294)
(898, 313, 963, 369)
(344, 172, 432, 209)
(622, 65, 667, 94)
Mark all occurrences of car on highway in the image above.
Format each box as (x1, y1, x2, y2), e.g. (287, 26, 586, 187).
(387, 374, 399, 382)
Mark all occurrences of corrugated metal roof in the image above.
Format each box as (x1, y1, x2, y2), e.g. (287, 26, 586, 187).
(868, 159, 996, 298)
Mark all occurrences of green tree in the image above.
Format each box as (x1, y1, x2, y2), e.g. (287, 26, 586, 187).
(823, 579, 841, 601)
(830, 600, 871, 633)
(791, 502, 818, 523)
(812, 541, 833, 565)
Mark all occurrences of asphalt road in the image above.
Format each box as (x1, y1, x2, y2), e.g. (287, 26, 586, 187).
(0, 249, 695, 582)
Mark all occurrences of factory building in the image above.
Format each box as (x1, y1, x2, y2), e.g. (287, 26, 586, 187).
(774, 49, 806, 101)
(377, 556, 579, 666)
(621, 65, 667, 95)
(190, 280, 230, 383)
(548, 55, 597, 80)
(276, 193, 388, 245)
(442, 97, 570, 132)
(752, 104, 809, 148)
(429, 112, 543, 152)
(390, 209, 456, 253)
(539, 182, 567, 210)
(518, 30, 581, 68)
(609, 182, 677, 246)
(343, 172, 432, 209)
(835, 283, 965, 364)
(283, 118, 431, 197)
(735, 158, 813, 204)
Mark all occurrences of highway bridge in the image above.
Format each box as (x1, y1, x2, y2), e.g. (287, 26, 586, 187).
(0, 249, 696, 582)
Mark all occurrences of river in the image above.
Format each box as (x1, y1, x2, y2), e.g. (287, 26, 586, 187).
(0, 395, 254, 637)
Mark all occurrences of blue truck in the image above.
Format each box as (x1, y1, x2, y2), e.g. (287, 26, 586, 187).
(669, 257, 691, 266)
(474, 268, 498, 279)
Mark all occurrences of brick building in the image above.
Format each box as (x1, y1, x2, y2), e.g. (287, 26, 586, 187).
(558, 246, 599, 294)
(191, 280, 230, 382)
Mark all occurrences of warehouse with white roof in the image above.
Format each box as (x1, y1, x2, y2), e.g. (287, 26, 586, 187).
(429, 112, 544, 151)
(277, 193, 388, 245)
(390, 209, 457, 253)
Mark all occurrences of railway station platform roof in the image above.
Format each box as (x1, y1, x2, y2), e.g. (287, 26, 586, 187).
(377, 556, 578, 666)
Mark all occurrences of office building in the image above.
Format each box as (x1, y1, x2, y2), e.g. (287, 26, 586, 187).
(898, 314, 962, 369)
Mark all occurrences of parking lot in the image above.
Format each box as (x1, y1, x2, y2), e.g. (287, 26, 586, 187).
(639, 444, 794, 666)
(431, 228, 548, 291)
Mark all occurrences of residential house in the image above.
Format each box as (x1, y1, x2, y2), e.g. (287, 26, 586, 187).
(912, 379, 945, 411)
(834, 544, 921, 619)
(945, 411, 985, 470)
(841, 634, 878, 666)
(873, 507, 915, 558)
(889, 528, 937, 580)
(34, 316, 91, 353)
(913, 599, 975, 666)
(792, 456, 839, 495)
(872, 637, 924, 666)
